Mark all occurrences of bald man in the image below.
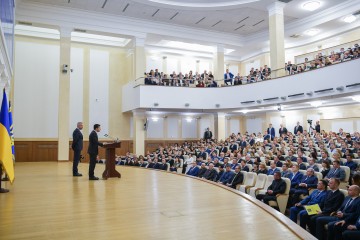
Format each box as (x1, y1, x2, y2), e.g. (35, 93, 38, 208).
(315, 185, 360, 240)
(72, 122, 83, 176)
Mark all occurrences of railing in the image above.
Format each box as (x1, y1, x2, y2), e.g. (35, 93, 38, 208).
(133, 54, 359, 88)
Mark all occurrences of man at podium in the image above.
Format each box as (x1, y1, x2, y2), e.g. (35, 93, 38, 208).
(88, 124, 104, 180)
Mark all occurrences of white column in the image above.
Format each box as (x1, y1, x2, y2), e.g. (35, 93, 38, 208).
(214, 44, 225, 85)
(133, 110, 146, 156)
(134, 36, 146, 84)
(196, 60, 200, 73)
(267, 2, 286, 78)
(162, 56, 167, 74)
(58, 27, 72, 161)
(216, 112, 226, 141)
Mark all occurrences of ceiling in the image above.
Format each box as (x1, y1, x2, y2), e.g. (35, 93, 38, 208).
(22, 0, 348, 36)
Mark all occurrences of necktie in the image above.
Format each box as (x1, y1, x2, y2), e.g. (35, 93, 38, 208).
(231, 173, 238, 184)
(344, 198, 353, 210)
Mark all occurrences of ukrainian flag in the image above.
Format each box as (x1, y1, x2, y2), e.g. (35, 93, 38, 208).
(9, 101, 15, 161)
(0, 89, 14, 183)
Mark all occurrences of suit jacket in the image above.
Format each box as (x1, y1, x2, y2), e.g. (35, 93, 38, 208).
(197, 151, 207, 160)
(224, 72, 234, 80)
(279, 127, 288, 136)
(147, 162, 155, 169)
(229, 144, 238, 152)
(241, 165, 249, 172)
(139, 162, 147, 168)
(219, 171, 235, 184)
(218, 146, 228, 153)
(72, 128, 83, 151)
(267, 179, 286, 196)
(203, 169, 217, 181)
(267, 127, 275, 139)
(300, 189, 327, 206)
(281, 170, 292, 179)
(294, 125, 303, 134)
(307, 164, 320, 172)
(337, 196, 360, 222)
(296, 175, 318, 189)
(267, 168, 280, 175)
(320, 189, 345, 215)
(198, 168, 207, 178)
(203, 130, 213, 140)
(290, 172, 304, 188)
(186, 166, 199, 176)
(274, 161, 283, 167)
(230, 172, 244, 188)
(87, 130, 103, 155)
(326, 167, 346, 181)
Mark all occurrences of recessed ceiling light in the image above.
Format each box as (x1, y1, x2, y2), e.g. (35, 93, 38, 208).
(304, 29, 319, 36)
(302, 1, 321, 11)
(310, 101, 322, 107)
(343, 15, 357, 23)
(351, 96, 360, 102)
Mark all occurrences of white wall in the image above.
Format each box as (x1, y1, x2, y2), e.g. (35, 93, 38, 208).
(199, 118, 211, 138)
(182, 118, 197, 138)
(89, 49, 109, 136)
(229, 119, 240, 135)
(146, 56, 162, 72)
(246, 117, 263, 135)
(147, 118, 164, 138)
(167, 117, 178, 138)
(69, 47, 84, 137)
(14, 41, 60, 138)
(331, 121, 354, 133)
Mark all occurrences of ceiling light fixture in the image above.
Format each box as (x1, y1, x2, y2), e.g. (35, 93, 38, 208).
(152, 117, 159, 122)
(302, 1, 320, 11)
(304, 29, 319, 36)
(343, 15, 357, 23)
(351, 96, 360, 102)
(310, 101, 322, 107)
(186, 118, 192, 122)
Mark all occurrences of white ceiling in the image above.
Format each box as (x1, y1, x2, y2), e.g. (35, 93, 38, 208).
(21, 0, 348, 36)
(19, 0, 360, 60)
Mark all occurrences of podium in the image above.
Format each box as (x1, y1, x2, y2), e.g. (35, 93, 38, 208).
(102, 142, 121, 180)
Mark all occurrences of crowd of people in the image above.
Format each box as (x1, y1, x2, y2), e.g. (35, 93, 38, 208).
(144, 43, 359, 87)
(109, 122, 360, 239)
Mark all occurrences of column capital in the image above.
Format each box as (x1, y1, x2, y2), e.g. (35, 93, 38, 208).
(132, 109, 147, 117)
(59, 27, 73, 38)
(216, 112, 226, 118)
(215, 44, 225, 53)
(267, 1, 286, 16)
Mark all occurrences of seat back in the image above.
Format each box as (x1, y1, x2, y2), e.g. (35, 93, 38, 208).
(244, 172, 257, 186)
(246, 164, 253, 172)
(315, 172, 323, 180)
(254, 174, 267, 188)
(340, 189, 348, 197)
(264, 175, 274, 190)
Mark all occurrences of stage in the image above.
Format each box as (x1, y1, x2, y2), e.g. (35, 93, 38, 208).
(0, 162, 315, 239)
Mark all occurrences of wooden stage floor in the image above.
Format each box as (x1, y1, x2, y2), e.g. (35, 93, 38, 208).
(0, 162, 314, 240)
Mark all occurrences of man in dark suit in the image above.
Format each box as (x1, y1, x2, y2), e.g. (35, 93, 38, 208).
(226, 166, 243, 189)
(186, 162, 199, 176)
(314, 185, 360, 240)
(279, 124, 288, 136)
(218, 164, 235, 185)
(315, 121, 321, 133)
(197, 163, 207, 178)
(203, 128, 213, 141)
(72, 122, 83, 177)
(329, 208, 360, 240)
(325, 160, 346, 181)
(87, 124, 105, 180)
(306, 178, 345, 234)
(267, 123, 275, 141)
(202, 163, 217, 181)
(290, 168, 318, 204)
(218, 144, 228, 154)
(294, 121, 303, 134)
(256, 172, 286, 205)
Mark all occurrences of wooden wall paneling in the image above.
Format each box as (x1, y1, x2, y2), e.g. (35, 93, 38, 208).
(14, 141, 33, 162)
(33, 141, 58, 162)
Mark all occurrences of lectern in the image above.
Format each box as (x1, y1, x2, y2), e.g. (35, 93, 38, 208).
(102, 142, 121, 180)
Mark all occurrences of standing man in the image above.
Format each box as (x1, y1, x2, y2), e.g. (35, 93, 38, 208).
(315, 121, 321, 133)
(88, 124, 104, 180)
(267, 123, 275, 141)
(203, 127, 213, 141)
(294, 121, 303, 135)
(279, 124, 288, 136)
(72, 122, 83, 177)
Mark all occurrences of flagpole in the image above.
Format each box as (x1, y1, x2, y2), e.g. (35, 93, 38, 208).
(0, 164, 9, 193)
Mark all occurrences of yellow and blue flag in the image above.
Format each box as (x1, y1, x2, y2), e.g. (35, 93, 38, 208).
(9, 101, 15, 161)
(0, 89, 14, 183)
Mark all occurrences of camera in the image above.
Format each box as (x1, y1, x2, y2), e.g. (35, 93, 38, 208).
(307, 119, 313, 124)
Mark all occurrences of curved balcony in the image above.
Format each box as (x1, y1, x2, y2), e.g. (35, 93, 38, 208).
(122, 58, 360, 112)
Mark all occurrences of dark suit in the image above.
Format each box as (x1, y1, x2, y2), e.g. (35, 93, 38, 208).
(229, 172, 244, 189)
(198, 168, 207, 178)
(256, 179, 286, 205)
(87, 130, 103, 178)
(203, 130, 213, 140)
(307, 189, 345, 234)
(186, 166, 199, 176)
(290, 175, 318, 204)
(279, 127, 288, 136)
(267, 127, 275, 140)
(294, 125, 303, 134)
(218, 146, 228, 153)
(203, 169, 217, 181)
(314, 196, 360, 240)
(72, 128, 83, 175)
(219, 171, 235, 184)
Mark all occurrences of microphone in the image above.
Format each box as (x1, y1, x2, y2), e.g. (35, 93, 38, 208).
(104, 134, 120, 143)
